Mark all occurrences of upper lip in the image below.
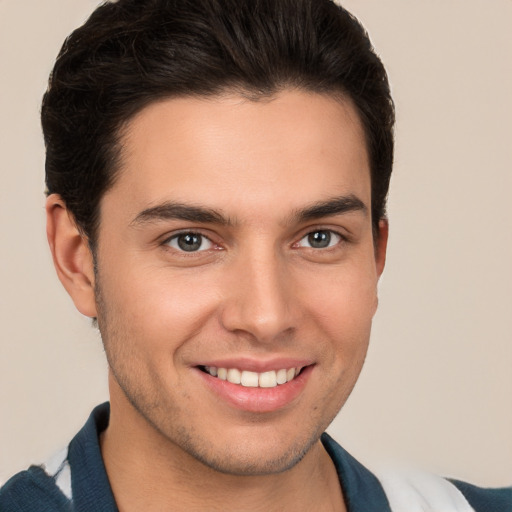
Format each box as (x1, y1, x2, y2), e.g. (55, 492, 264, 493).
(194, 357, 314, 373)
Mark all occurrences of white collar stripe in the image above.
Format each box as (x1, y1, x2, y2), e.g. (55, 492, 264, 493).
(376, 469, 476, 512)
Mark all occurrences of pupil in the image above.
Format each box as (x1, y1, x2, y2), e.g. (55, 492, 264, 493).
(178, 233, 202, 252)
(308, 231, 330, 248)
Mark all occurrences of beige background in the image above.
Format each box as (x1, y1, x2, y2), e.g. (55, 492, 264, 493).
(1, 0, 511, 487)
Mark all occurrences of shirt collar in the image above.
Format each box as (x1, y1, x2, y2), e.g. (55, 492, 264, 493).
(69, 403, 391, 512)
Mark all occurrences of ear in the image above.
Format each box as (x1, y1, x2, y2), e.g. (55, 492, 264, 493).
(375, 218, 388, 279)
(46, 194, 97, 318)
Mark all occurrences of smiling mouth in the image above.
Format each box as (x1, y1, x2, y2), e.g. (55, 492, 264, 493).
(199, 366, 304, 388)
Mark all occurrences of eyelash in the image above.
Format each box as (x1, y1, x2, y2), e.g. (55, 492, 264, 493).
(162, 231, 217, 253)
(295, 229, 344, 250)
(161, 228, 346, 254)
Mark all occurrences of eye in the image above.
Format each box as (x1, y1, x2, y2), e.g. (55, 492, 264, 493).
(297, 230, 342, 249)
(165, 232, 214, 252)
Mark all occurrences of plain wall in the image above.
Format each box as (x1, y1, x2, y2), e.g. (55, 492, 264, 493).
(1, 0, 511, 487)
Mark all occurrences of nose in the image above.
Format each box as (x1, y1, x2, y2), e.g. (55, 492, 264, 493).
(219, 248, 298, 344)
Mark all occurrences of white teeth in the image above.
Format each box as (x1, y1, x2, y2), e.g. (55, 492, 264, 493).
(276, 368, 287, 385)
(241, 371, 259, 387)
(227, 368, 241, 384)
(259, 371, 277, 388)
(205, 366, 303, 388)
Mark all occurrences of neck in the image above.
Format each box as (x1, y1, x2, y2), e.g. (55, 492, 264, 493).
(101, 390, 345, 512)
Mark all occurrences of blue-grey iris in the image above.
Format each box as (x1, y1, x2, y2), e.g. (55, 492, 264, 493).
(308, 231, 331, 248)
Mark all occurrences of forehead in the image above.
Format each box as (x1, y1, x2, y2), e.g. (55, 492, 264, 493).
(108, 90, 370, 219)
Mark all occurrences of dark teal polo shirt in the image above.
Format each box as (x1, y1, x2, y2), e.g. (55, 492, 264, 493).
(1, 403, 510, 511)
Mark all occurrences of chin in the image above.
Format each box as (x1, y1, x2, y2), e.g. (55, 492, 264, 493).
(180, 434, 317, 477)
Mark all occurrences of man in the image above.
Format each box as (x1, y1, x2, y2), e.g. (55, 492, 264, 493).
(0, 0, 510, 510)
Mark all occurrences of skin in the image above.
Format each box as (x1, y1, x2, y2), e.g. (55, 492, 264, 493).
(46, 90, 387, 511)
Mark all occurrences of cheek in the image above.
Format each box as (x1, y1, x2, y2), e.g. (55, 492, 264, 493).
(97, 261, 222, 356)
(304, 265, 378, 333)
(300, 262, 377, 381)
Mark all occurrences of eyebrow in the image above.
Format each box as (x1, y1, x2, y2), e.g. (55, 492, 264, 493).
(130, 194, 367, 228)
(131, 202, 232, 227)
(292, 195, 368, 223)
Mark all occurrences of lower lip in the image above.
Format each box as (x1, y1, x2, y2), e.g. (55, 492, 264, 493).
(196, 366, 313, 413)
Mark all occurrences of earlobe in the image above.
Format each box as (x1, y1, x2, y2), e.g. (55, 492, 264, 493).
(46, 194, 97, 318)
(375, 219, 389, 278)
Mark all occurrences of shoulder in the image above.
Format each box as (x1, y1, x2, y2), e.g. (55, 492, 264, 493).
(1, 403, 117, 512)
(450, 478, 512, 512)
(0, 463, 72, 512)
(322, 433, 511, 512)
(375, 465, 511, 512)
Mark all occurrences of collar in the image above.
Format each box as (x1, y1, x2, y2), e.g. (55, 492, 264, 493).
(68, 403, 391, 512)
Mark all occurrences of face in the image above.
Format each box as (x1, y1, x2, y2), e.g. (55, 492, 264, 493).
(92, 90, 386, 475)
